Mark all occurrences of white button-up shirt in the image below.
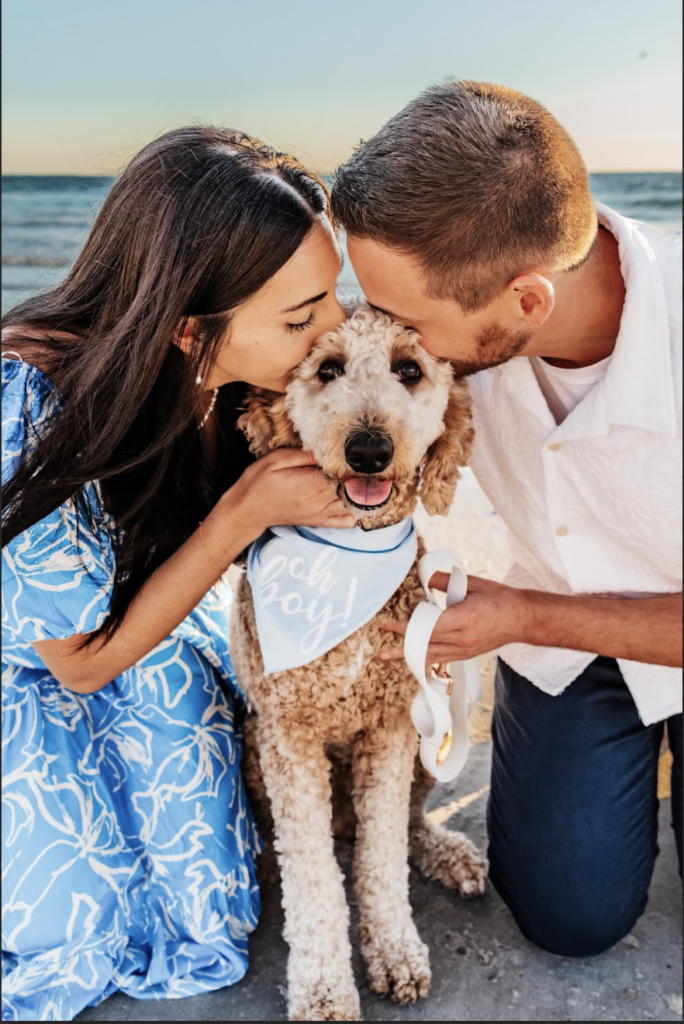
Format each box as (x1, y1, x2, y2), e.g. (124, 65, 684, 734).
(468, 203, 682, 726)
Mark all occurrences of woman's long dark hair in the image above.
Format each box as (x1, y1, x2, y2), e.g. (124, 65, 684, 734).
(2, 127, 331, 640)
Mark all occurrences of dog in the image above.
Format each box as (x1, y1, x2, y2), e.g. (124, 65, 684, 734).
(229, 304, 488, 1022)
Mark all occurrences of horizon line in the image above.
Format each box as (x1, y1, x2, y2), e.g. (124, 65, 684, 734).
(1, 168, 682, 178)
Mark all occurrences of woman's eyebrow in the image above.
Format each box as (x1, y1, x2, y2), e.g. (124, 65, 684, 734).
(281, 291, 327, 314)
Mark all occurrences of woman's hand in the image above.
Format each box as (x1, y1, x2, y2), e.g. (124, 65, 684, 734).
(224, 448, 355, 538)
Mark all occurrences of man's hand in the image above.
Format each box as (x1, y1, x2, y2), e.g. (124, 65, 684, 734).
(379, 574, 683, 668)
(379, 574, 526, 663)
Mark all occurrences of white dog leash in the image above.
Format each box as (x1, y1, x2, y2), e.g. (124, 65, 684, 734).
(404, 550, 482, 782)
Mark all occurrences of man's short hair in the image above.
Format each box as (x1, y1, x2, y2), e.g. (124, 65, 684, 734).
(332, 81, 598, 313)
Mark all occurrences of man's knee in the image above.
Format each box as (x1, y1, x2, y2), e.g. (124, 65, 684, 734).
(489, 863, 649, 959)
(514, 898, 643, 959)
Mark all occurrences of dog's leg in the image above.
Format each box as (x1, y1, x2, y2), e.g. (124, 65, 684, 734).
(352, 721, 431, 1005)
(257, 721, 361, 1022)
(408, 756, 488, 896)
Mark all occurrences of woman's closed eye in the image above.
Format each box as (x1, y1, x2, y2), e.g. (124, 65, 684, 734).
(287, 311, 316, 333)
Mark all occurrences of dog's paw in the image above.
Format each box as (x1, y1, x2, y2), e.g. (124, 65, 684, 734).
(363, 936, 431, 1005)
(289, 972, 361, 1021)
(410, 821, 488, 897)
(289, 988, 362, 1021)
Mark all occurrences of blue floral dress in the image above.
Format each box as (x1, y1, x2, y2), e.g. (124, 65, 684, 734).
(1, 358, 261, 1022)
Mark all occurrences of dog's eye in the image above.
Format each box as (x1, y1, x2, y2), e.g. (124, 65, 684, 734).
(397, 361, 422, 383)
(317, 360, 345, 383)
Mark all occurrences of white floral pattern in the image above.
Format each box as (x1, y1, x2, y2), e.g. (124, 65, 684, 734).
(1, 358, 260, 1022)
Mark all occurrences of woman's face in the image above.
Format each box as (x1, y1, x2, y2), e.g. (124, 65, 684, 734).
(205, 218, 345, 393)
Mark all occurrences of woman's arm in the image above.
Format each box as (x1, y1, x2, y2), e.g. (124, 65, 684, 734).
(379, 574, 683, 668)
(31, 449, 354, 692)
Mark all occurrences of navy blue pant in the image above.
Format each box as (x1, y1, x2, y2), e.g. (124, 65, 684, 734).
(488, 656, 682, 958)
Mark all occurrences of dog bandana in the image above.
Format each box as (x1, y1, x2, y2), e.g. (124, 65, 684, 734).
(247, 518, 417, 674)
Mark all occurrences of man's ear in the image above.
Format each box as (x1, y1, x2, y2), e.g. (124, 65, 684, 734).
(509, 273, 555, 327)
(236, 387, 300, 457)
(418, 379, 474, 516)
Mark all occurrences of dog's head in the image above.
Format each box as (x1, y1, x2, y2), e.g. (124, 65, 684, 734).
(237, 303, 473, 527)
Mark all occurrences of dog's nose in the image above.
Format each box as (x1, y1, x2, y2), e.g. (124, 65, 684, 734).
(344, 431, 394, 474)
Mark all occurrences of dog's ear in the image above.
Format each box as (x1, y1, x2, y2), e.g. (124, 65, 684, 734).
(418, 379, 474, 516)
(237, 387, 300, 457)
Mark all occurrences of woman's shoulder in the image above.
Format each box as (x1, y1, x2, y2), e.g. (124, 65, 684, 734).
(2, 339, 115, 646)
(3, 322, 63, 388)
(2, 352, 62, 424)
(2, 325, 75, 381)
(2, 345, 64, 486)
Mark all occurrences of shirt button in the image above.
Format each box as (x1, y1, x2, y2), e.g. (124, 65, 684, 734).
(556, 524, 570, 536)
(548, 443, 562, 452)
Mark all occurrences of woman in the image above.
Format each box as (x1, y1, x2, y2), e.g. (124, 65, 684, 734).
(1, 127, 352, 1021)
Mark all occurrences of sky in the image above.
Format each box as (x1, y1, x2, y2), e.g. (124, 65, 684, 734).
(2, 0, 682, 175)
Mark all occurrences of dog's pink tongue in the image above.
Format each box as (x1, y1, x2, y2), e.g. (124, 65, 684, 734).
(344, 477, 392, 507)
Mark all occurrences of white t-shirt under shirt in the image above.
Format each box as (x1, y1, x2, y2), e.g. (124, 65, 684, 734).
(467, 203, 682, 726)
(530, 354, 612, 425)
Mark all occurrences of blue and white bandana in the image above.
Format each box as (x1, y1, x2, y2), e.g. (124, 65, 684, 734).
(247, 518, 418, 675)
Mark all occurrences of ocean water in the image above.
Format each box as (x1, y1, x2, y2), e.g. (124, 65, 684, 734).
(2, 172, 682, 317)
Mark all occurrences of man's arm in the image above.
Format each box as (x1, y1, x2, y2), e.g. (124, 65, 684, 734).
(379, 574, 683, 668)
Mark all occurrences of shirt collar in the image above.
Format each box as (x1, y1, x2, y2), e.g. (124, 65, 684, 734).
(499, 203, 678, 442)
(594, 202, 677, 437)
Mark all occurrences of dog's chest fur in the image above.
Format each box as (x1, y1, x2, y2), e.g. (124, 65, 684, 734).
(230, 543, 427, 742)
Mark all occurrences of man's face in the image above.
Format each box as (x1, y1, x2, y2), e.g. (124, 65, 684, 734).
(346, 235, 531, 376)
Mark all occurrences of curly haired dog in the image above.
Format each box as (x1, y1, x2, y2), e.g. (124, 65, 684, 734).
(229, 304, 488, 1022)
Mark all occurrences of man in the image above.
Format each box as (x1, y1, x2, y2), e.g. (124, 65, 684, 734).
(331, 81, 682, 958)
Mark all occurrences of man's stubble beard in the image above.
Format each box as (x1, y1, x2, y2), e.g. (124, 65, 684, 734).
(448, 321, 531, 378)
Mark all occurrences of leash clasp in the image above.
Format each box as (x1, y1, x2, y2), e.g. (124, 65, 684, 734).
(431, 662, 453, 695)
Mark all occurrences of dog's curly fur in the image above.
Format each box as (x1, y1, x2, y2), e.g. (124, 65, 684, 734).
(230, 304, 487, 1021)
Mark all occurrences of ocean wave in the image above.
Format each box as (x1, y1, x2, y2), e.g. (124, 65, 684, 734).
(2, 256, 69, 267)
(3, 283, 39, 291)
(2, 217, 94, 228)
(1, 175, 115, 192)
(599, 196, 683, 209)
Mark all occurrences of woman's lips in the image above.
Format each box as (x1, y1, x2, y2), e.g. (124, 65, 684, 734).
(343, 477, 393, 509)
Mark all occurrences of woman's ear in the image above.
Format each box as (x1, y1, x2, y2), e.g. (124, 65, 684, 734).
(175, 316, 202, 354)
(418, 379, 474, 516)
(236, 387, 300, 457)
